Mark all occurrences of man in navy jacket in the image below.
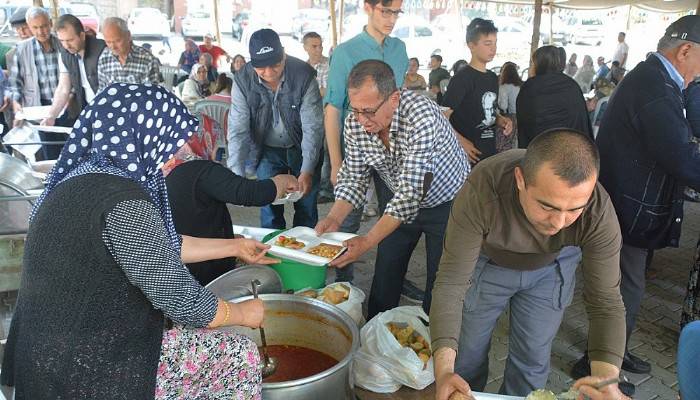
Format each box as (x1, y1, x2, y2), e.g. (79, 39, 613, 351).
(573, 16, 700, 396)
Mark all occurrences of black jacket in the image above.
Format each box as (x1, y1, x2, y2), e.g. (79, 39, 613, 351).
(516, 72, 592, 148)
(59, 35, 106, 118)
(597, 54, 700, 249)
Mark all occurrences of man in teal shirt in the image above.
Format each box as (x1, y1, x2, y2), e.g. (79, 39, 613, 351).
(323, 0, 408, 285)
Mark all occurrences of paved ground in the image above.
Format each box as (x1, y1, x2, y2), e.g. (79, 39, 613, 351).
(231, 195, 697, 399)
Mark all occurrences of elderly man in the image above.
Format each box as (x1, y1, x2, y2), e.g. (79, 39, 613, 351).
(97, 17, 160, 91)
(431, 129, 626, 399)
(228, 29, 323, 229)
(316, 60, 469, 318)
(199, 34, 230, 69)
(571, 15, 700, 396)
(2, 7, 34, 132)
(8, 7, 63, 159)
(42, 14, 105, 127)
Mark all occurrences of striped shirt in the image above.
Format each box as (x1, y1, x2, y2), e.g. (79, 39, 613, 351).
(335, 90, 470, 223)
(97, 44, 160, 92)
(9, 37, 60, 103)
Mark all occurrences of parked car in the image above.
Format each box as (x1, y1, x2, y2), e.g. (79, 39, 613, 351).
(291, 8, 330, 41)
(522, 14, 569, 45)
(231, 11, 249, 40)
(391, 16, 458, 70)
(570, 17, 605, 46)
(128, 7, 168, 39)
(68, 3, 99, 33)
(181, 10, 214, 38)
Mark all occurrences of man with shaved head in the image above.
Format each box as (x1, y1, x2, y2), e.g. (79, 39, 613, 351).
(97, 17, 159, 91)
(430, 129, 626, 399)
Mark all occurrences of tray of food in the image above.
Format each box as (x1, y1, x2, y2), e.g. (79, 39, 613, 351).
(264, 226, 355, 266)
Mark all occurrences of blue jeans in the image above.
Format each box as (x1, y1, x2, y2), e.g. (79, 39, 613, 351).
(256, 146, 320, 229)
(454, 247, 581, 396)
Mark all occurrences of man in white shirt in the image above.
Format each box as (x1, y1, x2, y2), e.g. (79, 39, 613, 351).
(42, 14, 106, 126)
(612, 32, 629, 69)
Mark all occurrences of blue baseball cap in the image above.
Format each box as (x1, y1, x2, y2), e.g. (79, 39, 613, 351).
(249, 28, 284, 68)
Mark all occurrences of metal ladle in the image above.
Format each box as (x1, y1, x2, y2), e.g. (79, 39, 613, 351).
(251, 279, 278, 378)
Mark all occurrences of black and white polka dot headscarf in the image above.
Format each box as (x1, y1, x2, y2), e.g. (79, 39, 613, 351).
(31, 83, 199, 251)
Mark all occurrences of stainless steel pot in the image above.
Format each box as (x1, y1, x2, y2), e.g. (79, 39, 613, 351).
(205, 264, 282, 299)
(222, 294, 359, 400)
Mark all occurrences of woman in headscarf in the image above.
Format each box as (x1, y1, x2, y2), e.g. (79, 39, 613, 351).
(163, 108, 298, 285)
(574, 55, 596, 94)
(181, 63, 211, 110)
(177, 39, 200, 77)
(1, 84, 272, 400)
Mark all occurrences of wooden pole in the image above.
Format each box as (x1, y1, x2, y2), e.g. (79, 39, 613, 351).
(213, 0, 222, 45)
(696, 0, 699, 15)
(626, 4, 633, 31)
(32, 0, 43, 7)
(530, 0, 543, 58)
(329, 0, 338, 47)
(339, 0, 345, 42)
(549, 3, 553, 45)
(50, 0, 59, 21)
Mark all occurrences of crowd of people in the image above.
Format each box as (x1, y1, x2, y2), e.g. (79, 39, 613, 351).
(1, 1, 700, 399)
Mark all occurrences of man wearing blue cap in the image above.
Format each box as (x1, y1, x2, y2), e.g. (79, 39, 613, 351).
(573, 15, 700, 396)
(227, 28, 324, 229)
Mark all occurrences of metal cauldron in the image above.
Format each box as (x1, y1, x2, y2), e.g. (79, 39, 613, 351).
(222, 294, 359, 400)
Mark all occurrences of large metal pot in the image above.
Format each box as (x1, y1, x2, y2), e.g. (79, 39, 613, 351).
(222, 294, 359, 400)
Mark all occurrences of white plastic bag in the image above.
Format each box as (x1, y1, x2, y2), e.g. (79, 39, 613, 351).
(353, 348, 402, 393)
(294, 282, 366, 326)
(353, 306, 434, 391)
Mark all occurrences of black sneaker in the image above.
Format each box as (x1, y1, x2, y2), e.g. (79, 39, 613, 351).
(570, 355, 591, 380)
(619, 380, 635, 397)
(622, 352, 651, 374)
(401, 280, 425, 304)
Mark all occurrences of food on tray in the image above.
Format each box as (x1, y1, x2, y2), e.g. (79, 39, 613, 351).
(297, 289, 318, 298)
(318, 284, 350, 305)
(306, 243, 344, 259)
(448, 392, 476, 400)
(386, 322, 432, 365)
(275, 235, 305, 250)
(525, 389, 557, 400)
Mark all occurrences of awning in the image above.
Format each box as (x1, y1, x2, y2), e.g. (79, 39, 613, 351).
(476, 0, 697, 13)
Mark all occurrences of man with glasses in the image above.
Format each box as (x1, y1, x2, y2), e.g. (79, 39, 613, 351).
(228, 29, 324, 230)
(323, 0, 408, 287)
(431, 129, 626, 399)
(316, 60, 469, 319)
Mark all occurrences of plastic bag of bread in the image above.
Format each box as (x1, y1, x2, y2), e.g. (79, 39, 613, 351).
(295, 283, 365, 326)
(353, 306, 434, 391)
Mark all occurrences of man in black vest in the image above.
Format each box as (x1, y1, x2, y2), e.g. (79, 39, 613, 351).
(42, 14, 105, 127)
(227, 28, 324, 229)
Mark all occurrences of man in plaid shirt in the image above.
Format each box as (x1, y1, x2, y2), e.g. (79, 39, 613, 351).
(97, 18, 160, 92)
(316, 60, 470, 318)
(8, 7, 63, 159)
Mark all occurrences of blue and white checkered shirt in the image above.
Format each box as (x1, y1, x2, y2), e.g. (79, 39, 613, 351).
(97, 44, 160, 92)
(335, 90, 470, 223)
(9, 37, 60, 103)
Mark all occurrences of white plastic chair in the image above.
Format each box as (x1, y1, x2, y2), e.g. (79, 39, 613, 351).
(160, 65, 182, 92)
(193, 99, 230, 160)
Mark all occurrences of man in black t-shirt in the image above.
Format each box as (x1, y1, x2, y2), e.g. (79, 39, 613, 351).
(443, 18, 512, 164)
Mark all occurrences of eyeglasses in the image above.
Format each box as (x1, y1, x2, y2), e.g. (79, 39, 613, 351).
(373, 5, 403, 19)
(348, 95, 391, 120)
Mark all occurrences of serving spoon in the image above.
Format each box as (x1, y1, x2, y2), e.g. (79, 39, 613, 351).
(251, 279, 278, 378)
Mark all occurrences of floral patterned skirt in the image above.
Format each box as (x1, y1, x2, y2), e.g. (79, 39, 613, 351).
(155, 326, 262, 400)
(682, 239, 700, 329)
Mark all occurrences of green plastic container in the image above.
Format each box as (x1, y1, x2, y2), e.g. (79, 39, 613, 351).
(263, 231, 327, 292)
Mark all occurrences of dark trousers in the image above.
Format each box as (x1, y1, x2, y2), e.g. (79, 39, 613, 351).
(37, 99, 74, 161)
(619, 243, 650, 345)
(367, 177, 451, 319)
(255, 146, 320, 229)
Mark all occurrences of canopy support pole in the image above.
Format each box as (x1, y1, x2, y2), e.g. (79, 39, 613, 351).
(697, 0, 700, 14)
(213, 0, 222, 45)
(339, 0, 345, 41)
(549, 3, 553, 44)
(530, 0, 543, 58)
(330, 0, 338, 48)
